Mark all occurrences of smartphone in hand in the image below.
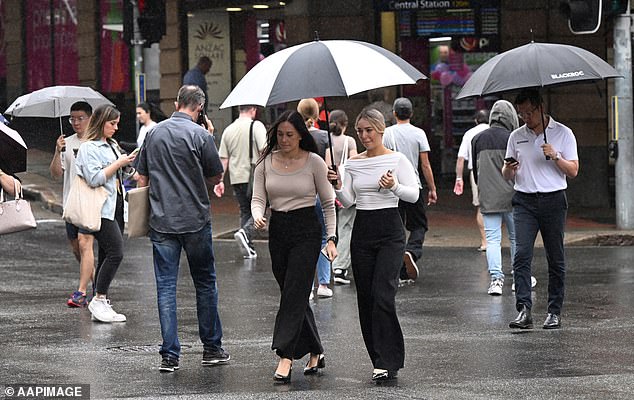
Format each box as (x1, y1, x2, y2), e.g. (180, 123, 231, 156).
(197, 108, 208, 129)
(130, 147, 140, 157)
(504, 157, 518, 164)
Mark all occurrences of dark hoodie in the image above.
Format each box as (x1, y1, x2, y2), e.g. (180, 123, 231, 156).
(471, 100, 519, 213)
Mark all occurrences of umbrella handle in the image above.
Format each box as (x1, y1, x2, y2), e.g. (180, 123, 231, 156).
(323, 100, 338, 186)
(540, 108, 550, 160)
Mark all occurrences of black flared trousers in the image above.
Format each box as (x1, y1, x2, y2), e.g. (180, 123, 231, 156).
(268, 206, 324, 359)
(351, 208, 405, 371)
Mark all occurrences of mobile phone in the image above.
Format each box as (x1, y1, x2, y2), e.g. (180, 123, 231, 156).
(197, 108, 208, 128)
(130, 147, 140, 156)
(377, 170, 392, 191)
(504, 157, 518, 164)
(320, 246, 332, 261)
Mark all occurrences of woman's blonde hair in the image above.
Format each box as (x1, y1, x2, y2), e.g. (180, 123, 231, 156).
(355, 108, 386, 135)
(297, 98, 320, 129)
(84, 105, 120, 142)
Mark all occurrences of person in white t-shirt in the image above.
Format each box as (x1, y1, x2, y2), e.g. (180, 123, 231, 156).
(454, 109, 489, 251)
(503, 88, 579, 331)
(49, 101, 94, 309)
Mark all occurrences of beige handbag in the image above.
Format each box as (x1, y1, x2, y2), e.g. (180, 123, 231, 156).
(126, 186, 150, 238)
(0, 180, 37, 235)
(62, 175, 108, 232)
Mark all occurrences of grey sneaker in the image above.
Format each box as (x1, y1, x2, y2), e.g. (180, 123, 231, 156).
(487, 278, 504, 296)
(202, 348, 231, 366)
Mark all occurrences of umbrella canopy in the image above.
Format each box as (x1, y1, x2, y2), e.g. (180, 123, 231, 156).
(220, 39, 426, 108)
(456, 42, 621, 100)
(0, 121, 28, 174)
(5, 85, 114, 117)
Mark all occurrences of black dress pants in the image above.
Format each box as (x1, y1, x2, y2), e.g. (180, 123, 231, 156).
(268, 206, 324, 359)
(351, 208, 405, 371)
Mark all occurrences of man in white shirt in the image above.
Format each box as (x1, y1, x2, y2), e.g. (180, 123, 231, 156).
(383, 97, 437, 283)
(454, 109, 489, 251)
(503, 88, 579, 330)
(214, 105, 266, 258)
(49, 101, 94, 308)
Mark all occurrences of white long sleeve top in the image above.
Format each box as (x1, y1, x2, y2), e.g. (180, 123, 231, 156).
(336, 152, 419, 210)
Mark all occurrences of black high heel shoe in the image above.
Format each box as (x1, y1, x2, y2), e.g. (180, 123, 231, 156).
(273, 369, 292, 383)
(303, 354, 325, 375)
(273, 360, 292, 384)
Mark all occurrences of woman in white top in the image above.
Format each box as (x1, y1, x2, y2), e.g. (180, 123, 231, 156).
(251, 110, 337, 383)
(327, 108, 419, 381)
(324, 110, 357, 285)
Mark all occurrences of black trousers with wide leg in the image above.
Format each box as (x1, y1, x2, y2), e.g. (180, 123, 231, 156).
(351, 208, 406, 372)
(269, 206, 324, 360)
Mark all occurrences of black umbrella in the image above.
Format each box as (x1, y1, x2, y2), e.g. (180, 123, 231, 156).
(456, 41, 621, 100)
(0, 121, 27, 174)
(456, 41, 620, 148)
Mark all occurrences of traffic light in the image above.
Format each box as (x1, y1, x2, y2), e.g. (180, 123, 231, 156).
(122, 0, 166, 46)
(560, 0, 602, 34)
(137, 0, 166, 47)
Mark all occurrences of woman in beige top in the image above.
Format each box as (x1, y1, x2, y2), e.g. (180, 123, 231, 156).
(251, 110, 337, 383)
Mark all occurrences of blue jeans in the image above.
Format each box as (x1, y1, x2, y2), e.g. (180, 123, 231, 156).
(512, 191, 567, 315)
(150, 223, 223, 360)
(482, 212, 516, 280)
(315, 196, 331, 285)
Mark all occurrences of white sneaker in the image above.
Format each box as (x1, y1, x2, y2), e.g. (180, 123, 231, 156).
(317, 286, 333, 298)
(487, 278, 503, 296)
(89, 297, 126, 322)
(511, 276, 537, 291)
(233, 229, 252, 258)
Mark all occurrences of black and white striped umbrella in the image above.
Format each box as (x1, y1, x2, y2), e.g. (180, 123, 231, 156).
(220, 39, 426, 109)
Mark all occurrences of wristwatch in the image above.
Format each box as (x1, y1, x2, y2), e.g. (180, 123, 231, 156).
(326, 235, 338, 245)
(553, 152, 561, 161)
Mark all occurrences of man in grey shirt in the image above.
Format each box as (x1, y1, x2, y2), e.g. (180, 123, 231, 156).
(383, 97, 437, 284)
(136, 85, 228, 373)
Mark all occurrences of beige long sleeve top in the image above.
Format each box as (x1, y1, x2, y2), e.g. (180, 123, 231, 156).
(251, 151, 336, 237)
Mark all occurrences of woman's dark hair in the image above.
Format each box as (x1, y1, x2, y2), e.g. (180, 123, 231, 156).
(257, 110, 318, 165)
(137, 102, 167, 122)
(328, 109, 348, 136)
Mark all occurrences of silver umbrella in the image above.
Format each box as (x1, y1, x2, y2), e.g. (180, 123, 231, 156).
(5, 85, 114, 135)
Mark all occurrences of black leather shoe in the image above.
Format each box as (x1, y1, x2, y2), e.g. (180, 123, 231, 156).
(543, 313, 561, 329)
(372, 369, 398, 381)
(303, 354, 325, 375)
(509, 305, 533, 329)
(273, 368, 292, 384)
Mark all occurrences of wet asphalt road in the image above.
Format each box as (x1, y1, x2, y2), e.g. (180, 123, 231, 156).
(1, 210, 634, 399)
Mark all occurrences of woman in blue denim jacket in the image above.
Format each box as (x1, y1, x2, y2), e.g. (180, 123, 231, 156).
(75, 105, 136, 323)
